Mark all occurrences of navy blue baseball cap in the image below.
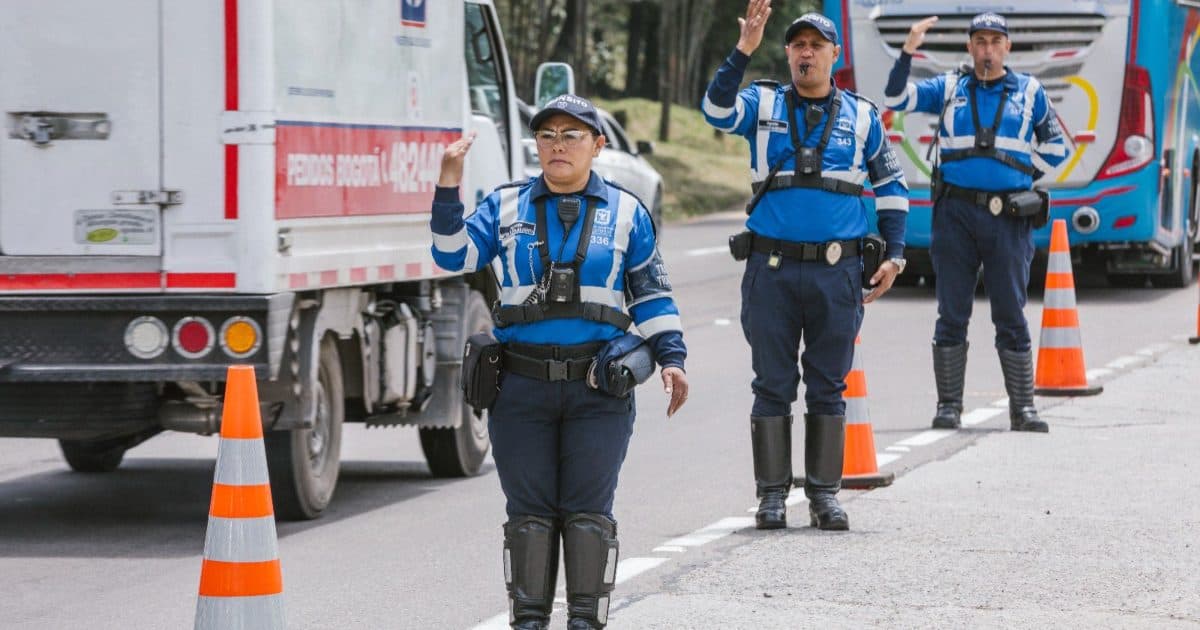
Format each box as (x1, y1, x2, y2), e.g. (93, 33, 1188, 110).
(969, 12, 1008, 36)
(784, 12, 840, 47)
(529, 94, 603, 135)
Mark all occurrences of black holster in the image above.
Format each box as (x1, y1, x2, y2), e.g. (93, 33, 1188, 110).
(861, 234, 885, 288)
(461, 331, 502, 412)
(729, 230, 753, 261)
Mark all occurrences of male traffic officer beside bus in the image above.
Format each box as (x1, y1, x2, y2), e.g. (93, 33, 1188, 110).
(432, 95, 688, 629)
(884, 13, 1070, 434)
(703, 0, 909, 531)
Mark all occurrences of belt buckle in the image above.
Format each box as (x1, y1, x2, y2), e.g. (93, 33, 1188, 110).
(824, 241, 842, 265)
(988, 195, 1004, 216)
(546, 360, 569, 381)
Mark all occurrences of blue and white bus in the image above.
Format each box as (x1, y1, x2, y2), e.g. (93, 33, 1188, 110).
(828, 0, 1200, 287)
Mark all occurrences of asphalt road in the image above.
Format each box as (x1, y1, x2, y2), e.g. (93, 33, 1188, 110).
(0, 212, 1194, 629)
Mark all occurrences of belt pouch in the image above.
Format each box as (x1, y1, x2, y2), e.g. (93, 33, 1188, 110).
(461, 331, 502, 412)
(729, 230, 753, 261)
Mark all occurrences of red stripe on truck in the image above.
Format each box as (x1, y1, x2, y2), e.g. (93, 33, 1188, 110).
(166, 273, 237, 289)
(0, 273, 161, 290)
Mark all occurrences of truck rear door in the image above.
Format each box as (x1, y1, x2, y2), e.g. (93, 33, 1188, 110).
(0, 0, 162, 257)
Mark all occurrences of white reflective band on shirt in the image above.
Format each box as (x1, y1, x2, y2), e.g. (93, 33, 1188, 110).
(1047, 252, 1073, 274)
(1039, 326, 1082, 349)
(1017, 77, 1041, 142)
(433, 228, 467, 253)
(754, 85, 776, 181)
(1043, 288, 1077, 309)
(605, 190, 639, 291)
(581, 285, 625, 310)
(885, 83, 918, 112)
(942, 135, 1032, 155)
(498, 188, 522, 285)
(203, 516, 280, 563)
(636, 313, 682, 337)
(501, 285, 535, 306)
(703, 94, 744, 131)
(875, 195, 909, 212)
(851, 94, 870, 177)
(942, 73, 959, 139)
(214, 438, 270, 486)
(628, 291, 674, 308)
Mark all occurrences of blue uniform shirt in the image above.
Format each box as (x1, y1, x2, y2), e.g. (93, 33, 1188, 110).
(884, 52, 1070, 191)
(702, 49, 910, 259)
(430, 172, 686, 370)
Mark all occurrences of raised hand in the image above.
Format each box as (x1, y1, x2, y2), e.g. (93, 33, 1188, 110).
(736, 0, 772, 56)
(903, 16, 939, 55)
(437, 131, 478, 188)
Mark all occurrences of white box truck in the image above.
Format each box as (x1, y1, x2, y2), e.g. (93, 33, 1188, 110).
(0, 0, 524, 518)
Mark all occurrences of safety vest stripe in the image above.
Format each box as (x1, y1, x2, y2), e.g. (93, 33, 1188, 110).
(197, 560, 283, 598)
(1041, 308, 1079, 329)
(1043, 288, 1077, 309)
(702, 94, 743, 131)
(766, 170, 869, 186)
(1017, 77, 1040, 145)
(942, 73, 959, 139)
(636, 313, 682, 337)
(753, 84, 775, 181)
(203, 516, 280, 563)
(605, 190, 638, 291)
(432, 228, 467, 254)
(1039, 326, 1082, 349)
(851, 95, 871, 177)
(581, 285, 625, 310)
(500, 285, 535, 305)
(213, 439, 269, 486)
(885, 83, 917, 112)
(942, 135, 1033, 155)
(1045, 271, 1075, 290)
(1047, 252, 1073, 274)
(195, 595, 285, 630)
(497, 188, 522, 286)
(209, 483, 274, 519)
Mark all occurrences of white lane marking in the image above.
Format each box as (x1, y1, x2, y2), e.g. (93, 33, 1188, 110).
(1086, 368, 1113, 380)
(875, 453, 903, 467)
(886, 445, 911, 452)
(961, 407, 1005, 427)
(686, 246, 728, 257)
(1106, 355, 1143, 370)
(1136, 343, 1171, 357)
(472, 613, 510, 630)
(785, 495, 809, 507)
(895, 430, 953, 447)
(660, 517, 756, 547)
(616, 557, 670, 584)
(652, 545, 686, 553)
(990, 398, 1010, 408)
(714, 318, 732, 326)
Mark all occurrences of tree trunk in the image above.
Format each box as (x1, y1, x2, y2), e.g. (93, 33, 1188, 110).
(658, 0, 677, 141)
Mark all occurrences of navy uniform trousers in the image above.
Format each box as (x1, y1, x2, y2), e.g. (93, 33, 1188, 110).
(740, 251, 864, 417)
(930, 196, 1035, 352)
(489, 372, 635, 519)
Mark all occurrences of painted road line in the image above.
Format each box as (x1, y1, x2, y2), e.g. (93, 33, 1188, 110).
(685, 246, 728, 257)
(961, 407, 1005, 427)
(713, 318, 732, 326)
(1086, 368, 1113, 381)
(875, 453, 903, 467)
(661, 517, 756, 547)
(652, 545, 686, 553)
(472, 612, 510, 629)
(990, 397, 1009, 408)
(886, 445, 911, 452)
(616, 557, 670, 585)
(1106, 355, 1143, 370)
(1136, 343, 1172, 357)
(895, 430, 953, 447)
(747, 496, 807, 513)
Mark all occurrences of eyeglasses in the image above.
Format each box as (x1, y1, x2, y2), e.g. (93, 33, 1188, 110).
(534, 128, 593, 148)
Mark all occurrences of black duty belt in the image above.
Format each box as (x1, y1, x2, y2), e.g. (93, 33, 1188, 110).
(750, 234, 861, 265)
(750, 173, 865, 197)
(501, 341, 604, 382)
(941, 182, 1025, 215)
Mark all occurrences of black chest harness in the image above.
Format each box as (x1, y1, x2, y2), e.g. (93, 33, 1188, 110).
(938, 81, 1037, 177)
(491, 197, 633, 330)
(750, 88, 865, 199)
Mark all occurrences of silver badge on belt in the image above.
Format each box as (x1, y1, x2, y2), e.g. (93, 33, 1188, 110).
(824, 241, 842, 265)
(988, 195, 1004, 216)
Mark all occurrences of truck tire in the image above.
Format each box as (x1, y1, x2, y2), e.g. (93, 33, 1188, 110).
(59, 439, 128, 473)
(419, 289, 491, 477)
(1149, 242, 1195, 288)
(267, 335, 344, 520)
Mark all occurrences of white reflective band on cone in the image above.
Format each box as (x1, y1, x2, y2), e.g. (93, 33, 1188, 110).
(203, 516, 280, 563)
(844, 397, 870, 424)
(195, 594, 285, 630)
(213, 439, 270, 486)
(1043, 288, 1077, 309)
(1039, 326, 1083, 349)
(1047, 253, 1073, 274)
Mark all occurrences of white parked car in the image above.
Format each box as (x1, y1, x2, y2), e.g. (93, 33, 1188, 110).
(517, 99, 665, 233)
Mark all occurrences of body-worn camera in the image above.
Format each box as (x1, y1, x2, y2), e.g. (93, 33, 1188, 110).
(975, 128, 996, 150)
(797, 147, 821, 175)
(547, 264, 576, 303)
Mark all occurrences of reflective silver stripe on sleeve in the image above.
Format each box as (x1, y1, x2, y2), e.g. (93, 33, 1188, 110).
(195, 595, 285, 630)
(498, 188, 522, 285)
(752, 85, 776, 182)
(628, 291, 674, 308)
(636, 313, 683, 337)
(702, 94, 744, 132)
(875, 195, 909, 212)
(605, 190, 639, 291)
(1017, 77, 1041, 145)
(1043, 288, 1077, 309)
(851, 94, 870, 176)
(203, 516, 280, 563)
(432, 228, 467, 253)
(1038, 326, 1082, 349)
(883, 83, 917, 111)
(214, 438, 269, 486)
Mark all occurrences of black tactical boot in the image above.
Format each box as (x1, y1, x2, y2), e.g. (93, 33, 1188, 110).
(805, 414, 849, 531)
(998, 348, 1049, 433)
(932, 343, 968, 429)
(563, 513, 618, 629)
(503, 516, 559, 630)
(751, 415, 792, 529)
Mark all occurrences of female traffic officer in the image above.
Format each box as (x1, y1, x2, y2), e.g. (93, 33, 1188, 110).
(430, 94, 688, 630)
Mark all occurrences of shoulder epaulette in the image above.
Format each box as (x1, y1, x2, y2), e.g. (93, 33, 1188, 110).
(492, 177, 535, 192)
(603, 178, 648, 209)
(843, 89, 878, 111)
(751, 79, 781, 88)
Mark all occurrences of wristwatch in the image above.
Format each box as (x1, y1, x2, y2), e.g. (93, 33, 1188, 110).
(887, 257, 907, 274)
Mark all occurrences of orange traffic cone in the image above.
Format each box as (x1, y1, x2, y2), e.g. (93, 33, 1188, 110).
(195, 365, 285, 630)
(1035, 219, 1103, 396)
(793, 336, 894, 490)
(840, 336, 894, 489)
(1190, 279, 1200, 345)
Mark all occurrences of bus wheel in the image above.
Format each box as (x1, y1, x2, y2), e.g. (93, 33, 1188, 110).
(1149, 242, 1195, 288)
(267, 335, 344, 520)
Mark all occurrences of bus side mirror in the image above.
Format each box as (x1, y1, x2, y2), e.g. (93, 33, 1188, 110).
(636, 140, 654, 156)
(534, 62, 575, 108)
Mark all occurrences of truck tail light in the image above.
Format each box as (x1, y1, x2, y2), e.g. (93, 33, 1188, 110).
(1098, 64, 1155, 180)
(125, 316, 169, 359)
(173, 317, 215, 359)
(220, 317, 262, 358)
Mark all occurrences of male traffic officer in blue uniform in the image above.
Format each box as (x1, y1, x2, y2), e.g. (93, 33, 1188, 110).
(703, 0, 909, 531)
(884, 13, 1069, 434)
